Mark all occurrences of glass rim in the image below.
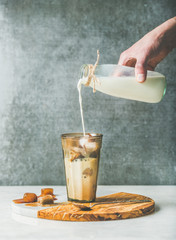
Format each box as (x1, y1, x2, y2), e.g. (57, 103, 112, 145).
(61, 132, 103, 139)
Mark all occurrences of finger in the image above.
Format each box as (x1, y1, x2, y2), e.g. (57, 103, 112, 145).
(115, 54, 136, 77)
(135, 59, 147, 83)
(118, 54, 136, 68)
(125, 58, 136, 67)
(118, 52, 129, 66)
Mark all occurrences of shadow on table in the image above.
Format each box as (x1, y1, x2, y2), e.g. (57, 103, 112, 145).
(154, 204, 160, 213)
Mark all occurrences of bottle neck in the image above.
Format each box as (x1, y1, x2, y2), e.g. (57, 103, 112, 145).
(80, 64, 90, 79)
(80, 64, 100, 93)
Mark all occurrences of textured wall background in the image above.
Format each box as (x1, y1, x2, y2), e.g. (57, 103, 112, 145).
(0, 0, 176, 185)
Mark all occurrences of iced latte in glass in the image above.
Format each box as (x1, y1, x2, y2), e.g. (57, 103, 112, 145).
(61, 133, 102, 202)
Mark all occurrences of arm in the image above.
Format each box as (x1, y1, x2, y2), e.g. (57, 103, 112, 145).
(118, 17, 176, 82)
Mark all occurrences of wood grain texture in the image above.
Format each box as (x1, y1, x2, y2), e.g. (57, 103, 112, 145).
(37, 192, 155, 221)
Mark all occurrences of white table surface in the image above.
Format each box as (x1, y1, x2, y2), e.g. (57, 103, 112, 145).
(0, 185, 176, 240)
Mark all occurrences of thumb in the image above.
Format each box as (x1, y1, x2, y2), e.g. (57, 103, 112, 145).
(135, 59, 147, 83)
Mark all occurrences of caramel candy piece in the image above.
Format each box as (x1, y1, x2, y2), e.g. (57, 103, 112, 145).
(13, 193, 37, 204)
(39, 188, 57, 200)
(41, 188, 54, 196)
(23, 193, 37, 202)
(38, 195, 54, 205)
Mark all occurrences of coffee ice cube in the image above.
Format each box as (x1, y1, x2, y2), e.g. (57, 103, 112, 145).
(79, 137, 98, 155)
(64, 138, 80, 150)
(71, 146, 87, 157)
(69, 150, 82, 162)
(82, 167, 93, 177)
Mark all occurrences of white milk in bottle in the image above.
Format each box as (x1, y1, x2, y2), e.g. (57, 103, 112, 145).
(79, 64, 166, 103)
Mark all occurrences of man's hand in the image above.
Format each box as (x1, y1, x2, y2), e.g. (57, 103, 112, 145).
(118, 17, 176, 82)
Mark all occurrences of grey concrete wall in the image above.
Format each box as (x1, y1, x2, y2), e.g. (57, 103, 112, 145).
(0, 0, 175, 185)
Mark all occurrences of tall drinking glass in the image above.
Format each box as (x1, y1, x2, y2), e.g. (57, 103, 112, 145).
(61, 133, 103, 203)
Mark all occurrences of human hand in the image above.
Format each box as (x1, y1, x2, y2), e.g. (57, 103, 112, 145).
(118, 17, 176, 82)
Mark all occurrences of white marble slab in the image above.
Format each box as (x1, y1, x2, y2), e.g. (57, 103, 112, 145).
(0, 185, 176, 240)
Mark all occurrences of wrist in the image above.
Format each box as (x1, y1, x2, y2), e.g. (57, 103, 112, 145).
(158, 17, 176, 50)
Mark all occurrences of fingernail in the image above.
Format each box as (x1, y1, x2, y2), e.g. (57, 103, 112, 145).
(137, 74, 145, 82)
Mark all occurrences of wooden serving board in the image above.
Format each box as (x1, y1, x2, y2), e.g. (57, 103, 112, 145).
(38, 192, 155, 221)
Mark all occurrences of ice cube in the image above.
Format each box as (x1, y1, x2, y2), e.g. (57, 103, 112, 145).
(71, 147, 87, 157)
(79, 137, 98, 154)
(82, 167, 93, 177)
(68, 150, 82, 162)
